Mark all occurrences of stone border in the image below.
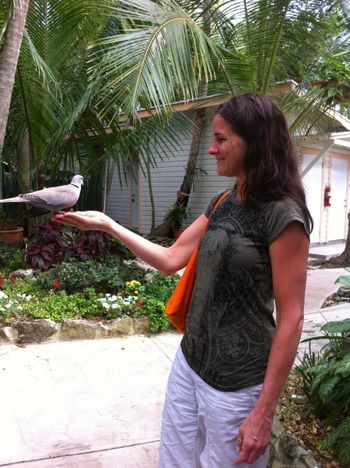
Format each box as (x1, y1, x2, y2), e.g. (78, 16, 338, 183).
(0, 317, 150, 345)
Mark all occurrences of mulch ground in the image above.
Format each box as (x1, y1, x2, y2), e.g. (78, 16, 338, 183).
(278, 374, 341, 468)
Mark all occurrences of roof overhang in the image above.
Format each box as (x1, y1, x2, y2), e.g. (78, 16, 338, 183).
(301, 131, 350, 177)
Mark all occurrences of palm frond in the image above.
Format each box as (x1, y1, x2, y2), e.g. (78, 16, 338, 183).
(88, 0, 222, 120)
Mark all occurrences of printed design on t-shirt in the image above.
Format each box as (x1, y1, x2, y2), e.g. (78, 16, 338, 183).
(183, 198, 275, 390)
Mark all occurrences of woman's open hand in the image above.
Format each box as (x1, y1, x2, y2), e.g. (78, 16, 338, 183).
(53, 211, 114, 232)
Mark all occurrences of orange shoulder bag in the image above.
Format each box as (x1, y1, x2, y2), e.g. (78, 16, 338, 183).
(165, 190, 231, 332)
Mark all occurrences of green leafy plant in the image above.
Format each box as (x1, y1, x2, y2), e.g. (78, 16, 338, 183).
(143, 271, 178, 302)
(335, 268, 350, 289)
(25, 222, 114, 271)
(22, 288, 105, 322)
(34, 257, 125, 293)
(62, 230, 112, 262)
(134, 297, 170, 333)
(163, 201, 190, 234)
(0, 211, 22, 230)
(0, 247, 25, 273)
(25, 222, 65, 270)
(0, 286, 33, 323)
(297, 319, 350, 465)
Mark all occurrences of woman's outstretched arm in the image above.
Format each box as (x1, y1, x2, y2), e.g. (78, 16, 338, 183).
(53, 211, 208, 276)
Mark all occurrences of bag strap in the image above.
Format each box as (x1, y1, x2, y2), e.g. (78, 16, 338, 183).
(207, 189, 231, 225)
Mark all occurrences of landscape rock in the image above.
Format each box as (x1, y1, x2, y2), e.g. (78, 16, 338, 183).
(59, 319, 100, 341)
(0, 326, 18, 343)
(100, 317, 134, 337)
(132, 316, 150, 334)
(14, 319, 59, 343)
(269, 418, 319, 468)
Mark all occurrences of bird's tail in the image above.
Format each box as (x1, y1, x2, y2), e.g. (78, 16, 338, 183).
(0, 197, 24, 203)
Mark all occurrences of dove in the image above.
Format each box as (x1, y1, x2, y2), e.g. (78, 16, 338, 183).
(0, 175, 84, 213)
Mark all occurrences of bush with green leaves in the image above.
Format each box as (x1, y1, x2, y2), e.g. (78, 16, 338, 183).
(1, 256, 179, 335)
(336, 268, 350, 289)
(143, 271, 178, 302)
(34, 257, 125, 293)
(135, 297, 170, 333)
(0, 278, 38, 323)
(296, 319, 350, 466)
(21, 288, 105, 322)
(0, 247, 25, 273)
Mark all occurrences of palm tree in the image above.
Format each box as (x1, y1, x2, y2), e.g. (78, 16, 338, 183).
(1, 0, 203, 210)
(1, 0, 348, 236)
(89, 0, 349, 234)
(0, 0, 30, 156)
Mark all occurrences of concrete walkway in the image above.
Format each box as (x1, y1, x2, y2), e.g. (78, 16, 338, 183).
(0, 255, 349, 467)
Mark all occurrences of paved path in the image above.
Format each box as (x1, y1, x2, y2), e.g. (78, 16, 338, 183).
(0, 266, 349, 467)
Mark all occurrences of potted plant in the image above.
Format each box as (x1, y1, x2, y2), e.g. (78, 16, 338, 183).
(0, 212, 24, 244)
(163, 202, 190, 238)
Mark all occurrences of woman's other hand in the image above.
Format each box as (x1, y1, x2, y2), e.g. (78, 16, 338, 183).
(234, 409, 271, 464)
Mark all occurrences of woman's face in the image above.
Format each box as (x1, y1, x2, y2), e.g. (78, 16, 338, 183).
(208, 114, 248, 182)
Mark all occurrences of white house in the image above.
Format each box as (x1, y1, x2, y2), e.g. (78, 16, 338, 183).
(105, 92, 350, 246)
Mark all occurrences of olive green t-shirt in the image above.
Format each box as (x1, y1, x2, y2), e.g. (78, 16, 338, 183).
(181, 189, 310, 392)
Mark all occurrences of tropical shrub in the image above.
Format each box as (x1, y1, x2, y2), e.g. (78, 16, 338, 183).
(25, 221, 114, 270)
(296, 319, 350, 466)
(21, 288, 105, 322)
(61, 229, 112, 262)
(0, 248, 25, 273)
(1, 249, 179, 334)
(25, 221, 66, 270)
(0, 277, 37, 323)
(143, 271, 178, 302)
(135, 297, 169, 333)
(33, 256, 149, 293)
(335, 268, 350, 289)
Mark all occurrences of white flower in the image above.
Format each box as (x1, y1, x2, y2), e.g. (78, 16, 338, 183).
(0, 307, 5, 312)
(124, 296, 134, 303)
(110, 295, 117, 302)
(102, 303, 111, 309)
(5, 303, 12, 309)
(0, 291, 8, 299)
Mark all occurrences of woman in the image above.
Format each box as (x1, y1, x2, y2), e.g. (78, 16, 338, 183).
(54, 93, 311, 467)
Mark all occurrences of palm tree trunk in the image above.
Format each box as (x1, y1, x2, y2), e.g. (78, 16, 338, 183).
(0, 0, 30, 154)
(313, 213, 350, 268)
(151, 0, 211, 238)
(146, 154, 156, 232)
(177, 107, 207, 209)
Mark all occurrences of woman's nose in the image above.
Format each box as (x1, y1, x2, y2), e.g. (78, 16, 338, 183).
(208, 142, 218, 155)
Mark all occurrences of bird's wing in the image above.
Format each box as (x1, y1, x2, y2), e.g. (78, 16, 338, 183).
(22, 184, 80, 208)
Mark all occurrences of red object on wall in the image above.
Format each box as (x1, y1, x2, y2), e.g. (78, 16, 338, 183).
(324, 185, 331, 207)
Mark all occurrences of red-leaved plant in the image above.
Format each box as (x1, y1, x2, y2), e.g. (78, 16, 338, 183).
(25, 221, 112, 271)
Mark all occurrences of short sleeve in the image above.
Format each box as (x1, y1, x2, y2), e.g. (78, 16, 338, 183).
(204, 189, 229, 218)
(265, 199, 311, 245)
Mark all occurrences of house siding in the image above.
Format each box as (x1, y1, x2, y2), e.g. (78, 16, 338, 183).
(105, 169, 131, 227)
(139, 110, 235, 233)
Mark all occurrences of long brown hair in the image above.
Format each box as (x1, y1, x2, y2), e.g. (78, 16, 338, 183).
(215, 93, 313, 229)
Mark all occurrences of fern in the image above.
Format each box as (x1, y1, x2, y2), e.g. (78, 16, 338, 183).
(320, 417, 350, 466)
(297, 320, 350, 464)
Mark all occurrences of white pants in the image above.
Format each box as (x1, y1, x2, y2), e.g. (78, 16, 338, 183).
(159, 347, 269, 468)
